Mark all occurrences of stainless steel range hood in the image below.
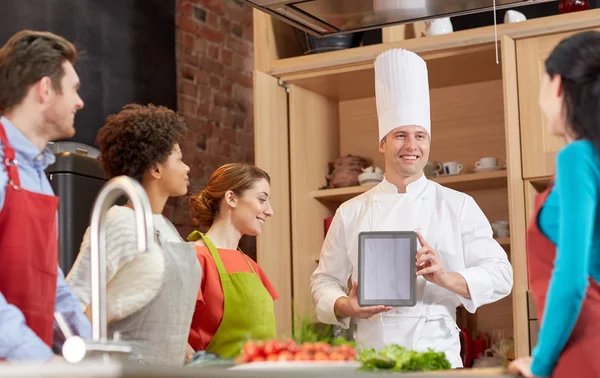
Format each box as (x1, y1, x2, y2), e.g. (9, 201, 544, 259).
(245, 0, 556, 37)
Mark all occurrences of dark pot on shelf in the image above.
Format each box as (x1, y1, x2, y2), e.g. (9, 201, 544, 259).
(294, 29, 364, 55)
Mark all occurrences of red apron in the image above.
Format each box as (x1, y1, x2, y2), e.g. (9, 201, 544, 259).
(0, 121, 59, 348)
(527, 177, 600, 377)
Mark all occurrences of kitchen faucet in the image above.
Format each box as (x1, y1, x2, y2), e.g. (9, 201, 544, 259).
(60, 176, 154, 363)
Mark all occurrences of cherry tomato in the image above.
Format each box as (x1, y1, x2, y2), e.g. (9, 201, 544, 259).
(252, 356, 266, 362)
(267, 354, 279, 362)
(300, 342, 316, 354)
(329, 352, 345, 361)
(278, 351, 294, 361)
(294, 352, 313, 361)
(313, 352, 329, 361)
(284, 339, 300, 354)
(243, 341, 263, 360)
(263, 340, 282, 356)
(338, 344, 355, 358)
(313, 342, 331, 354)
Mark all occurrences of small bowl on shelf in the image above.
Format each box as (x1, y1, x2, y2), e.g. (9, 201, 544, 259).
(358, 171, 384, 186)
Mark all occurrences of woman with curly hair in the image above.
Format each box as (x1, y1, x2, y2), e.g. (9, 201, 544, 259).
(186, 163, 278, 358)
(66, 104, 200, 366)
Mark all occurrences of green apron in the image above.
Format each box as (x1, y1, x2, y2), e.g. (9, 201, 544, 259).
(188, 231, 276, 358)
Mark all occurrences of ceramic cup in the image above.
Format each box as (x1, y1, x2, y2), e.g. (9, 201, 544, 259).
(425, 161, 443, 177)
(443, 162, 463, 175)
(492, 220, 510, 238)
(475, 157, 499, 169)
(425, 17, 453, 36)
(504, 10, 527, 23)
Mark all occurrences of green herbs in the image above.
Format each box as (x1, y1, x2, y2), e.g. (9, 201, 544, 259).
(358, 344, 451, 372)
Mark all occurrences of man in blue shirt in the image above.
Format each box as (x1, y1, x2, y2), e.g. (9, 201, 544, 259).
(0, 30, 90, 362)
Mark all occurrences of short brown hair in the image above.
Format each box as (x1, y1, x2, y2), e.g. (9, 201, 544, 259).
(189, 163, 271, 227)
(96, 104, 187, 182)
(0, 30, 78, 113)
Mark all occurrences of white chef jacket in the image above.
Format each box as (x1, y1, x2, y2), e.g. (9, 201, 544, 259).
(310, 174, 513, 367)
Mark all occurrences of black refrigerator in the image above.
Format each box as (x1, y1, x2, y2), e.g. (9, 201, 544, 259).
(46, 150, 106, 275)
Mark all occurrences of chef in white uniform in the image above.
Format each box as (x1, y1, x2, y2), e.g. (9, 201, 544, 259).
(309, 48, 513, 368)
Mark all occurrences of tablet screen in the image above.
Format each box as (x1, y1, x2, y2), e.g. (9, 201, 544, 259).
(358, 231, 417, 307)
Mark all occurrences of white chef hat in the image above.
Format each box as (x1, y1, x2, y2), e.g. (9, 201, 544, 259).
(374, 48, 431, 142)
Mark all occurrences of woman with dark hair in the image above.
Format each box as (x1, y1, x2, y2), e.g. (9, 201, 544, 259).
(67, 104, 200, 365)
(509, 31, 600, 377)
(186, 163, 278, 358)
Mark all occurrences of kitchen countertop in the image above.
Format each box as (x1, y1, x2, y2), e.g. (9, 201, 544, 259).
(0, 361, 515, 378)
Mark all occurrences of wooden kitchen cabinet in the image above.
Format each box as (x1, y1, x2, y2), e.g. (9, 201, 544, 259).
(252, 8, 600, 358)
(516, 31, 593, 180)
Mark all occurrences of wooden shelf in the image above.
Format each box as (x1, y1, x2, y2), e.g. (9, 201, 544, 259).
(269, 10, 600, 78)
(280, 46, 502, 100)
(311, 170, 508, 203)
(529, 175, 553, 192)
(496, 237, 510, 248)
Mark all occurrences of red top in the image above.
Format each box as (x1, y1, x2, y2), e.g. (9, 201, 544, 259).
(188, 245, 279, 351)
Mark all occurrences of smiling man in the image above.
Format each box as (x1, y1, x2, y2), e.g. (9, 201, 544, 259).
(0, 30, 88, 362)
(310, 48, 513, 368)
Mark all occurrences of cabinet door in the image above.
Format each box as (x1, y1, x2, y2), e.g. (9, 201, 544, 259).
(516, 32, 571, 179)
(254, 71, 293, 337)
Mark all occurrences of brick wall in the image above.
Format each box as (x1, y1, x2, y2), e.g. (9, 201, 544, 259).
(168, 0, 257, 258)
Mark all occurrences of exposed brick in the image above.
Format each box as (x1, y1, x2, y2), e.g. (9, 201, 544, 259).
(193, 6, 206, 22)
(221, 49, 233, 66)
(181, 32, 195, 50)
(213, 92, 231, 108)
(221, 18, 230, 31)
(201, 56, 225, 76)
(180, 96, 197, 116)
(180, 80, 198, 97)
(198, 87, 212, 104)
(202, 0, 225, 15)
(225, 34, 250, 55)
(243, 22, 253, 42)
(222, 80, 232, 93)
(236, 131, 254, 148)
(225, 67, 252, 88)
(193, 38, 205, 55)
(220, 127, 236, 143)
(177, 15, 199, 35)
(231, 22, 243, 38)
(198, 24, 225, 44)
(207, 11, 219, 28)
(196, 69, 209, 86)
(207, 44, 219, 58)
(220, 141, 231, 157)
(209, 75, 221, 88)
(176, 0, 256, 259)
(179, 50, 199, 66)
(209, 106, 222, 122)
(180, 65, 195, 81)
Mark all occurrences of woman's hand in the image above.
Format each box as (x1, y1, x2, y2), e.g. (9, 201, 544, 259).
(508, 356, 535, 377)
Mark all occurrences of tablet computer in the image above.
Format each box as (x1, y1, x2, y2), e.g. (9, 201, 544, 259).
(358, 231, 417, 307)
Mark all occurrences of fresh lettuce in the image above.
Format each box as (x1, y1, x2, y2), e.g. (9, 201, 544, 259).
(358, 344, 451, 372)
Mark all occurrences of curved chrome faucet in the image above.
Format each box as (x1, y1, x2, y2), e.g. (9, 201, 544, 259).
(62, 176, 154, 363)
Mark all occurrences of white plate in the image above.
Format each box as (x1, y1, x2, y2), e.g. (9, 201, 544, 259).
(230, 361, 360, 372)
(474, 166, 504, 173)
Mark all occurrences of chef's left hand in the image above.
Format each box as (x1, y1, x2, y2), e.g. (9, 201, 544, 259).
(415, 232, 448, 286)
(508, 356, 536, 377)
